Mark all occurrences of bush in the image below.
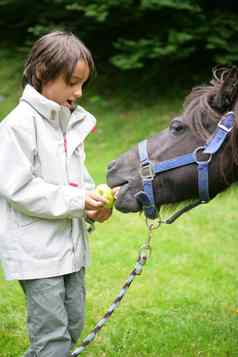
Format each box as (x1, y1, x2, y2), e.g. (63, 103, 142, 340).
(1, 0, 238, 71)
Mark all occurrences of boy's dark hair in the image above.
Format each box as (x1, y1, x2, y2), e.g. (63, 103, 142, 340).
(23, 31, 95, 92)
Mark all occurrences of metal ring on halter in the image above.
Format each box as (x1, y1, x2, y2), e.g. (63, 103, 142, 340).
(192, 146, 213, 165)
(145, 216, 162, 230)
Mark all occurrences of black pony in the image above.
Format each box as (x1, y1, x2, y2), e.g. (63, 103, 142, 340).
(107, 66, 238, 215)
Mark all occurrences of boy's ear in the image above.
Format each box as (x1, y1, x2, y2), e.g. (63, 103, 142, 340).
(36, 64, 46, 80)
(210, 65, 238, 113)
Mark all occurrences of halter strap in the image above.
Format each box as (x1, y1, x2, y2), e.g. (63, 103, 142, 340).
(137, 111, 235, 219)
(135, 140, 157, 219)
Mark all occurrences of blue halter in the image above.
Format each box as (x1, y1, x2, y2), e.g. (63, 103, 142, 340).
(136, 111, 235, 219)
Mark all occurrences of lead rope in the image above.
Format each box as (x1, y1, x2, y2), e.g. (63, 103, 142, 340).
(70, 217, 161, 357)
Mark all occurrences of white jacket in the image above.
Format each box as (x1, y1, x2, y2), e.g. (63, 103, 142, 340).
(0, 85, 96, 280)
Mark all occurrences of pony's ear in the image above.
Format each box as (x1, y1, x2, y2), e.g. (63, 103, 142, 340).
(210, 65, 238, 113)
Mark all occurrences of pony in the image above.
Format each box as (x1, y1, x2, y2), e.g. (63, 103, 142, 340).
(107, 66, 238, 217)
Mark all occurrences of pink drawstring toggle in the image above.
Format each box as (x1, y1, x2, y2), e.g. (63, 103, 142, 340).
(91, 125, 96, 133)
(69, 181, 78, 187)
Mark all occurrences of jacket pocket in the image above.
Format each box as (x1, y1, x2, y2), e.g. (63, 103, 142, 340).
(16, 218, 71, 260)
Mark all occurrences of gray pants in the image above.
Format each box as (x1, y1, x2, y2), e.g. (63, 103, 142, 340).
(20, 269, 85, 357)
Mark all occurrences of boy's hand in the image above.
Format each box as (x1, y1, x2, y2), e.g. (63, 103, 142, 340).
(86, 207, 112, 223)
(84, 190, 107, 210)
(85, 187, 120, 222)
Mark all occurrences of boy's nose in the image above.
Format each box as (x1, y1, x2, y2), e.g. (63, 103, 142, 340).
(74, 87, 82, 98)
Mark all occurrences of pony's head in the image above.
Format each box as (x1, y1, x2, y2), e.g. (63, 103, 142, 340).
(107, 66, 238, 214)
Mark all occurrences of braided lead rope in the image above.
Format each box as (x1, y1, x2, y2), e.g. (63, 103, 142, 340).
(70, 254, 147, 356)
(70, 217, 161, 357)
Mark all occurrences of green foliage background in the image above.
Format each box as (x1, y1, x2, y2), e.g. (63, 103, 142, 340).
(0, 0, 238, 73)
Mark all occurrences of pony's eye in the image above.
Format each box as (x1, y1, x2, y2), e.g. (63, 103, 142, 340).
(170, 120, 186, 135)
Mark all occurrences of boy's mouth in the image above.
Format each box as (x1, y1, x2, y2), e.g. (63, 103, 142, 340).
(64, 99, 76, 111)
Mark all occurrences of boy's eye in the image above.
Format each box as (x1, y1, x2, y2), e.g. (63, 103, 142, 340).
(70, 78, 83, 86)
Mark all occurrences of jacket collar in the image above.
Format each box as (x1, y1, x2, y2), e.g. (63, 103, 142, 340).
(20, 85, 97, 155)
(20, 84, 67, 121)
(67, 110, 96, 157)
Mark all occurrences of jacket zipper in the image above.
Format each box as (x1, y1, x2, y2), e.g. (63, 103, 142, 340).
(59, 123, 78, 265)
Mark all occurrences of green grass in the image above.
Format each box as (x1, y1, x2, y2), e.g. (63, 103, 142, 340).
(1, 49, 238, 357)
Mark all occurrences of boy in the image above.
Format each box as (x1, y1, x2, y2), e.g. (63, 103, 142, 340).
(0, 31, 113, 356)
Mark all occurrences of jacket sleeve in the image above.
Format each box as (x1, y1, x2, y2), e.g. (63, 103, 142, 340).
(83, 165, 96, 191)
(0, 124, 85, 219)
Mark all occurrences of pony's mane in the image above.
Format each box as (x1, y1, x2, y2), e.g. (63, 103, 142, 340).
(182, 67, 238, 184)
(183, 68, 227, 139)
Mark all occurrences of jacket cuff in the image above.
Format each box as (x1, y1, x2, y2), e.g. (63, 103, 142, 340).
(68, 187, 86, 218)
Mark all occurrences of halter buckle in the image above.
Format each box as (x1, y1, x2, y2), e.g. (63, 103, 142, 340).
(217, 111, 234, 133)
(217, 121, 232, 133)
(139, 162, 155, 181)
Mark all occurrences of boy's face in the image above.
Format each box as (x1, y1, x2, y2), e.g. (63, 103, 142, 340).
(41, 60, 90, 111)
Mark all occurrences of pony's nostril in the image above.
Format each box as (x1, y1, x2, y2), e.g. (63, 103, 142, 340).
(107, 160, 116, 171)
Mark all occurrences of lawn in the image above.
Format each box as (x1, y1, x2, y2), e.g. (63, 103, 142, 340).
(0, 49, 238, 357)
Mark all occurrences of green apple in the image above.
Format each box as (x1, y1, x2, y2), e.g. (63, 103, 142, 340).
(95, 184, 115, 209)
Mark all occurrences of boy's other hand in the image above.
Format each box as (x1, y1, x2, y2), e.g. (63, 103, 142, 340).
(86, 207, 112, 223)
